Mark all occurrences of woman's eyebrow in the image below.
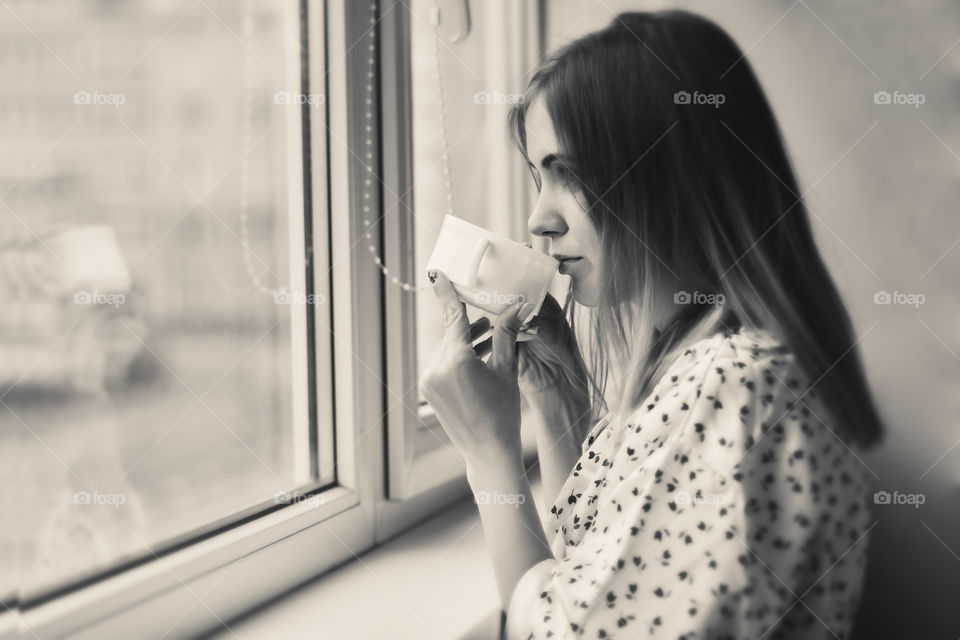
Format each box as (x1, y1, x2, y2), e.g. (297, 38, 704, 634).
(541, 153, 575, 170)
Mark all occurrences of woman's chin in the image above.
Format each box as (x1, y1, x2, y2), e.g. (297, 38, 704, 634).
(570, 279, 600, 308)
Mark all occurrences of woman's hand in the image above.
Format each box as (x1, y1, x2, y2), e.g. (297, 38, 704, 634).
(474, 288, 594, 504)
(475, 290, 591, 407)
(419, 270, 535, 471)
(520, 292, 591, 400)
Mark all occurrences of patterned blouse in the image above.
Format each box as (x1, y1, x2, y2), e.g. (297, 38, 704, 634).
(530, 326, 873, 639)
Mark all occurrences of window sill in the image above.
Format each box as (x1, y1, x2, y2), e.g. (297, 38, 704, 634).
(212, 467, 547, 639)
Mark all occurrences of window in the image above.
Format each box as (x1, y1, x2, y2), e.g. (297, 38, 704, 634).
(382, 0, 544, 500)
(3, 0, 326, 602)
(4, 2, 381, 637)
(4, 0, 543, 635)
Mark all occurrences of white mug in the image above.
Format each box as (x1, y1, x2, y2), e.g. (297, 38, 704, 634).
(425, 215, 559, 341)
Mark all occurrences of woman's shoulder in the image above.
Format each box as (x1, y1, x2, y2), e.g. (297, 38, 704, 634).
(682, 325, 792, 369)
(646, 325, 798, 403)
(614, 325, 835, 467)
(642, 325, 868, 487)
(601, 326, 788, 427)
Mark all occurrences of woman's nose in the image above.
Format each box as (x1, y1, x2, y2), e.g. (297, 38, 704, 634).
(527, 208, 568, 239)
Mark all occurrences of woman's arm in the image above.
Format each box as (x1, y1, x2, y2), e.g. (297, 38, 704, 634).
(464, 456, 555, 617)
(525, 388, 594, 508)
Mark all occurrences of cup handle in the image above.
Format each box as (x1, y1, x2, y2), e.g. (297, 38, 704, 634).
(465, 238, 490, 288)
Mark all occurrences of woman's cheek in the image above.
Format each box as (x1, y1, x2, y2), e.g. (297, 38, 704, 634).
(572, 263, 601, 307)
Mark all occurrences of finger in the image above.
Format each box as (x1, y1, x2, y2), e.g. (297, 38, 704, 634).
(469, 316, 491, 342)
(472, 335, 493, 358)
(491, 301, 535, 375)
(429, 269, 470, 344)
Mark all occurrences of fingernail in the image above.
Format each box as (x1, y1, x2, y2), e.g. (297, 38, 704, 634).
(427, 269, 438, 284)
(517, 302, 535, 319)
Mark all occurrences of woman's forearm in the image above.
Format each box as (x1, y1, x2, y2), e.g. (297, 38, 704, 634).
(465, 456, 554, 610)
(525, 390, 594, 509)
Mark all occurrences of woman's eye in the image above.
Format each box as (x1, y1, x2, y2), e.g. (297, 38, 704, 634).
(557, 166, 580, 189)
(525, 164, 579, 193)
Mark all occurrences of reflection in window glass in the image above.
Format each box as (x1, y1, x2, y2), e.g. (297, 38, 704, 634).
(0, 0, 319, 598)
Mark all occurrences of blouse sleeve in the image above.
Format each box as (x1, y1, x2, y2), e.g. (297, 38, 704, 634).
(526, 347, 872, 639)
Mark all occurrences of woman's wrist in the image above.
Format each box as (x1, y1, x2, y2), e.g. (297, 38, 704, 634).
(466, 453, 529, 492)
(464, 444, 525, 486)
(525, 385, 593, 438)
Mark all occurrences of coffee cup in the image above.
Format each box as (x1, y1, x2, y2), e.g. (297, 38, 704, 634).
(425, 215, 559, 341)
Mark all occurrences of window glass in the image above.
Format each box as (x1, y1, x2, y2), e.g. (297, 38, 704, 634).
(409, 0, 531, 418)
(1, 0, 320, 597)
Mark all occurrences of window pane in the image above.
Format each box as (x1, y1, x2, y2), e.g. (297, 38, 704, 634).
(1, 0, 322, 598)
(409, 0, 532, 414)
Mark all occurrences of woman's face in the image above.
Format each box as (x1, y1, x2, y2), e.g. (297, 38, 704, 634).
(524, 97, 604, 307)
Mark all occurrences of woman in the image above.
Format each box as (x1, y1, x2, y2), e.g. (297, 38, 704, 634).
(419, 9, 882, 639)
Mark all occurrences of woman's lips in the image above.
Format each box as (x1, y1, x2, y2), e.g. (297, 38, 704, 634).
(557, 257, 582, 275)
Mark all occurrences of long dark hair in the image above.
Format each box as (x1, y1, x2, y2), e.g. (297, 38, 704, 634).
(508, 10, 883, 448)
